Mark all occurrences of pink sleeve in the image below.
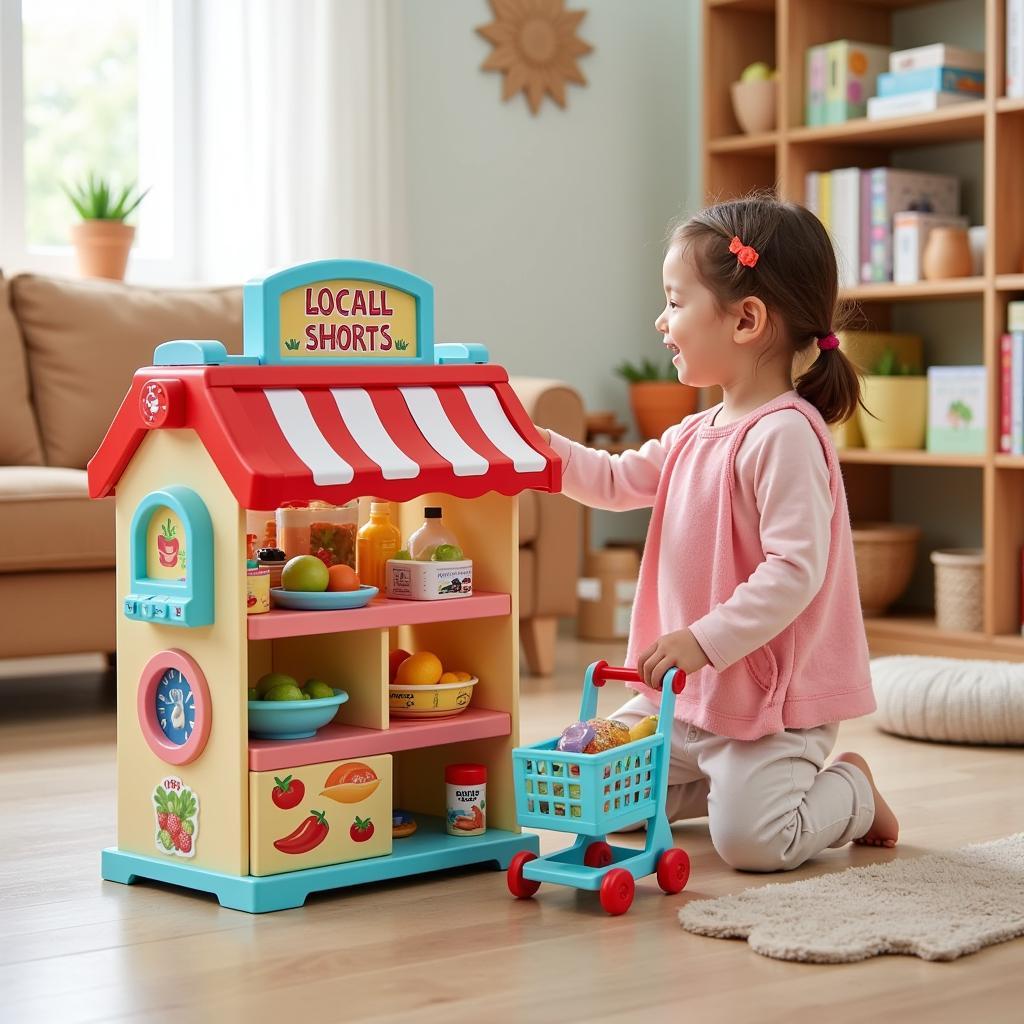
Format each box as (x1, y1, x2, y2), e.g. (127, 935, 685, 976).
(688, 411, 833, 670)
(547, 425, 684, 512)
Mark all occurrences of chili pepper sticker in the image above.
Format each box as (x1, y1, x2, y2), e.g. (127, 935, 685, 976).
(273, 809, 329, 855)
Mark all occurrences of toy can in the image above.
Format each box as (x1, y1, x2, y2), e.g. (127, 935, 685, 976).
(445, 763, 486, 836)
(246, 561, 270, 614)
(386, 558, 473, 600)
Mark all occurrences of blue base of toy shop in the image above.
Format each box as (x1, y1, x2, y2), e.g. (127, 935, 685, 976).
(102, 818, 538, 913)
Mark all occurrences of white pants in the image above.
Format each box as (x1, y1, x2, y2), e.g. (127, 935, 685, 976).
(612, 695, 875, 873)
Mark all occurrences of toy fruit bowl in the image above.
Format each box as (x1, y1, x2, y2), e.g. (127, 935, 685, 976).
(248, 688, 349, 740)
(388, 677, 478, 719)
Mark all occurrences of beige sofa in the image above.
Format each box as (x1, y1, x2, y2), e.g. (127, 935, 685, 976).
(0, 272, 583, 675)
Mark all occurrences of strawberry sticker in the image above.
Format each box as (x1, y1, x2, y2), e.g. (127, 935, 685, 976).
(153, 777, 199, 858)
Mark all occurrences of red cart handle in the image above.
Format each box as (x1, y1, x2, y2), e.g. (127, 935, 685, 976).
(592, 660, 685, 694)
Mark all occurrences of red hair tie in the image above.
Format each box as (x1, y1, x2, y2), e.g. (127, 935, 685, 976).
(817, 333, 840, 351)
(729, 235, 759, 268)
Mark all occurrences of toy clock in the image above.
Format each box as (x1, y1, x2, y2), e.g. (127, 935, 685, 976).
(137, 649, 212, 765)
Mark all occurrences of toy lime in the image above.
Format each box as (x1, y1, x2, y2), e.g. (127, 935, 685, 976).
(256, 671, 298, 697)
(303, 679, 334, 699)
(281, 554, 330, 592)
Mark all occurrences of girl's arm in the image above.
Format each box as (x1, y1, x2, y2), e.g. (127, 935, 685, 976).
(688, 411, 833, 670)
(539, 423, 684, 511)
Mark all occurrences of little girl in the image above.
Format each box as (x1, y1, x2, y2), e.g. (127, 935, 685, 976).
(538, 195, 898, 872)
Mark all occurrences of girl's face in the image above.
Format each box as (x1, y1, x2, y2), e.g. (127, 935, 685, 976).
(655, 248, 737, 388)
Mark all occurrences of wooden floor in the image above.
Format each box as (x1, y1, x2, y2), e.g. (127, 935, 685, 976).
(1, 638, 1022, 1024)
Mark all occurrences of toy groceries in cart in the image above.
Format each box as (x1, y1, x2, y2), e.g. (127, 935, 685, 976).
(508, 660, 690, 915)
(87, 259, 563, 912)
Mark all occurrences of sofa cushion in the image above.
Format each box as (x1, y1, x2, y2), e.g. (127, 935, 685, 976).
(0, 467, 114, 572)
(13, 273, 243, 469)
(0, 274, 46, 466)
(518, 489, 538, 545)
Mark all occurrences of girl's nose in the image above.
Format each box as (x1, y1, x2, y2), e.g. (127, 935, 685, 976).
(655, 311, 667, 333)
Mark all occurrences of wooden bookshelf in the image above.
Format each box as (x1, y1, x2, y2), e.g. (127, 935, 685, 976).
(702, 0, 1024, 660)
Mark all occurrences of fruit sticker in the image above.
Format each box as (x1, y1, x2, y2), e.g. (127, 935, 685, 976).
(350, 816, 374, 843)
(146, 507, 187, 581)
(272, 775, 304, 810)
(320, 762, 381, 803)
(153, 777, 199, 858)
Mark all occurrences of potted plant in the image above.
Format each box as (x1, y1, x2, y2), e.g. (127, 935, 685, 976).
(616, 357, 699, 440)
(857, 347, 928, 450)
(63, 173, 149, 280)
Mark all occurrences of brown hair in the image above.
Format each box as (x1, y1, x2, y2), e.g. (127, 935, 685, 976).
(669, 192, 862, 425)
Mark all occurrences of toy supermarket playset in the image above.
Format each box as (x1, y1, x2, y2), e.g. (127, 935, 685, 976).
(89, 258, 689, 915)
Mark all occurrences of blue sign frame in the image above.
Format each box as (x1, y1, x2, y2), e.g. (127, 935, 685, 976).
(243, 259, 436, 367)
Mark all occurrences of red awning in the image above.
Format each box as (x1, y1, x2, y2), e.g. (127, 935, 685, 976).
(88, 365, 561, 508)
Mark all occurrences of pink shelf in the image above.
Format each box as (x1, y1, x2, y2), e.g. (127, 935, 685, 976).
(247, 591, 512, 640)
(248, 707, 512, 772)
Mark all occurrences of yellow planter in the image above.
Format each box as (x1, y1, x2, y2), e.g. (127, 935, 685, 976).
(858, 376, 928, 450)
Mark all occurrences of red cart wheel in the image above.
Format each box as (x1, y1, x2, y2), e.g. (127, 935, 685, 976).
(583, 840, 613, 868)
(599, 868, 635, 915)
(507, 850, 541, 899)
(656, 847, 690, 894)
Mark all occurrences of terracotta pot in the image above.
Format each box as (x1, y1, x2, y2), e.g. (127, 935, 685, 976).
(628, 381, 699, 440)
(851, 522, 921, 616)
(729, 80, 777, 134)
(922, 226, 972, 280)
(858, 375, 928, 449)
(71, 220, 135, 280)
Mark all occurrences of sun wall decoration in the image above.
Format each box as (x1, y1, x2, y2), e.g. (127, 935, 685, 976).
(476, 0, 593, 115)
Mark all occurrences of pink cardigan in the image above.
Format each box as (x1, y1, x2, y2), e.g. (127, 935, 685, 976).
(549, 391, 875, 740)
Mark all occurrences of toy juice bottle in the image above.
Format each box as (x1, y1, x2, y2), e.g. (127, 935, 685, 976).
(356, 500, 401, 590)
(407, 506, 460, 560)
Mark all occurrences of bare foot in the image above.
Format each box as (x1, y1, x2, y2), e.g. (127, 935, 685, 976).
(832, 751, 899, 849)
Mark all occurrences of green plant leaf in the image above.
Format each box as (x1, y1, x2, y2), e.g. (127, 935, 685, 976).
(63, 172, 149, 222)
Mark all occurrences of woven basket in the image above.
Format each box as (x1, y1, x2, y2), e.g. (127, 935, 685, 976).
(850, 522, 921, 616)
(930, 548, 984, 632)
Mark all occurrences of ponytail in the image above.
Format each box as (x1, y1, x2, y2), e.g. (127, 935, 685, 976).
(794, 338, 863, 426)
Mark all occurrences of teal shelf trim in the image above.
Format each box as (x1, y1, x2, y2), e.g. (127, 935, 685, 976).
(102, 818, 537, 913)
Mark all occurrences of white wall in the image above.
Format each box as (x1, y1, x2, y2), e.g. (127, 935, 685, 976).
(397, 0, 701, 421)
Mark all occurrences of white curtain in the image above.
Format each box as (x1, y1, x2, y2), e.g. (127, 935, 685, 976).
(193, 0, 406, 283)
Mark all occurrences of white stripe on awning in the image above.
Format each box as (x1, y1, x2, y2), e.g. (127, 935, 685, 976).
(264, 389, 354, 486)
(461, 385, 546, 473)
(331, 388, 420, 480)
(399, 387, 489, 476)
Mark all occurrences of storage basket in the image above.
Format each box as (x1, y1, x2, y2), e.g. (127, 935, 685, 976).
(930, 548, 984, 632)
(851, 522, 921, 616)
(512, 736, 660, 836)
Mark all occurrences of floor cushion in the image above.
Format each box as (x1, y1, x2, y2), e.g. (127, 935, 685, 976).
(871, 655, 1024, 746)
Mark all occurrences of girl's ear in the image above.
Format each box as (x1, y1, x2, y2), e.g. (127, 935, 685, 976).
(732, 295, 771, 348)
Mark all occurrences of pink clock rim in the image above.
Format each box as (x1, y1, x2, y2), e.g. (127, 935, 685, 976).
(137, 648, 212, 766)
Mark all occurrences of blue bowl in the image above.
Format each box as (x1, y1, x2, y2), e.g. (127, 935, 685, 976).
(270, 585, 378, 611)
(248, 688, 349, 740)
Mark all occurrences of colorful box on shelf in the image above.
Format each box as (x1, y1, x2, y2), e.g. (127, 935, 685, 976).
(893, 212, 970, 284)
(876, 67, 984, 99)
(867, 90, 974, 119)
(385, 558, 473, 600)
(889, 43, 984, 73)
(927, 366, 986, 455)
(805, 40, 891, 125)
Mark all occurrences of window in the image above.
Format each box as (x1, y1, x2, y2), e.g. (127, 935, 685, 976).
(0, 0, 194, 280)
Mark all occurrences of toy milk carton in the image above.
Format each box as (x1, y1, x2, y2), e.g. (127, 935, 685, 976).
(927, 366, 986, 454)
(823, 40, 891, 123)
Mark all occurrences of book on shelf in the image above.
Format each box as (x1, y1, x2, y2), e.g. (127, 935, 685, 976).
(821, 40, 891, 124)
(1001, 331, 1024, 454)
(1009, 301, 1024, 332)
(830, 167, 862, 289)
(867, 90, 974, 119)
(927, 366, 986, 455)
(889, 43, 984, 73)
(893, 211, 969, 284)
(1009, 0, 1024, 98)
(806, 45, 828, 126)
(876, 67, 984, 99)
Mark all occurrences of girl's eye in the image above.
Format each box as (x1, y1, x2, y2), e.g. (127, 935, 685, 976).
(669, 302, 679, 309)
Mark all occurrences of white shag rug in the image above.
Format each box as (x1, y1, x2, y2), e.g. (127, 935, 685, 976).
(679, 834, 1024, 962)
(871, 655, 1024, 745)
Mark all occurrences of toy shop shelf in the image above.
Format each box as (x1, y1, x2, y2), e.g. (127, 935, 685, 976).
(995, 275, 1024, 292)
(247, 591, 512, 641)
(248, 707, 511, 771)
(838, 449, 986, 468)
(840, 278, 986, 302)
(707, 131, 777, 157)
(787, 102, 985, 147)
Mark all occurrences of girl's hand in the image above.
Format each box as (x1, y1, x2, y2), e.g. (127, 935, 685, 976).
(637, 629, 710, 690)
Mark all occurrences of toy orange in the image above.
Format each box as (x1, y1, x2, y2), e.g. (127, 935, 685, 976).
(320, 761, 381, 803)
(327, 563, 361, 592)
(395, 651, 443, 686)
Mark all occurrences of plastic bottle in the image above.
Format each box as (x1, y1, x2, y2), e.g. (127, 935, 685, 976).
(356, 501, 401, 590)
(407, 506, 460, 560)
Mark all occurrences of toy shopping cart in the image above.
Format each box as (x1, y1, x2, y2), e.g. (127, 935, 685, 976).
(507, 660, 689, 915)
